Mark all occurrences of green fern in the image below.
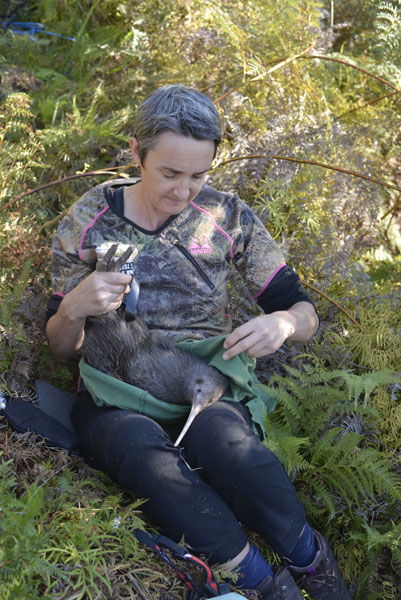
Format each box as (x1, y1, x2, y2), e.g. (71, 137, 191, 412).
(363, 521, 401, 572)
(0, 259, 34, 375)
(0, 258, 33, 330)
(263, 364, 391, 439)
(264, 365, 401, 519)
(263, 418, 310, 476)
(373, 1, 401, 67)
(350, 521, 401, 598)
(372, 387, 401, 450)
(341, 370, 400, 409)
(304, 430, 401, 514)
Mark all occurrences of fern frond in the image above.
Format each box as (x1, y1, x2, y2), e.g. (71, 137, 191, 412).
(0, 258, 34, 330)
(264, 417, 310, 475)
(304, 477, 336, 517)
(362, 521, 401, 571)
(341, 370, 400, 408)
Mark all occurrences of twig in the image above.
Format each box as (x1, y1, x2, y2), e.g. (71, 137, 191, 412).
(125, 573, 151, 600)
(299, 54, 401, 96)
(273, 155, 401, 194)
(336, 90, 398, 119)
(212, 50, 401, 107)
(214, 154, 401, 196)
(302, 281, 365, 333)
(381, 194, 401, 220)
(0, 163, 135, 213)
(214, 154, 265, 167)
(200, 70, 243, 93)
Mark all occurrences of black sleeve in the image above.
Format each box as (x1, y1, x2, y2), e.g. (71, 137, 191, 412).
(46, 294, 64, 322)
(256, 266, 317, 314)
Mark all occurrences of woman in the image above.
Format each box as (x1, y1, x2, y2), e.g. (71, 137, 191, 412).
(46, 85, 352, 600)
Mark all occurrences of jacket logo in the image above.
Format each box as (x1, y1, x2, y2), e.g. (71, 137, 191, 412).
(190, 237, 213, 254)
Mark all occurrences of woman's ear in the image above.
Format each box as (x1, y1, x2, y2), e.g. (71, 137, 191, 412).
(129, 137, 142, 166)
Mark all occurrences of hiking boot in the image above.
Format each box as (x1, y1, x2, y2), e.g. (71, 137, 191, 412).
(250, 567, 304, 599)
(288, 529, 353, 599)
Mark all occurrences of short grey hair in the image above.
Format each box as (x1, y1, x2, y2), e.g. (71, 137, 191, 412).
(133, 85, 221, 163)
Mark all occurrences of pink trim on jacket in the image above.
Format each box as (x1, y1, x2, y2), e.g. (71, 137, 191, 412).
(190, 201, 235, 259)
(78, 205, 109, 260)
(53, 291, 65, 298)
(254, 263, 286, 299)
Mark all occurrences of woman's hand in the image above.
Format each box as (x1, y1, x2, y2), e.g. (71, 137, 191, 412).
(222, 302, 318, 360)
(63, 270, 132, 320)
(222, 313, 295, 360)
(46, 270, 132, 362)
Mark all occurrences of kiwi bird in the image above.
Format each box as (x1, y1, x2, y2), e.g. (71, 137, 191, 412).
(75, 243, 228, 446)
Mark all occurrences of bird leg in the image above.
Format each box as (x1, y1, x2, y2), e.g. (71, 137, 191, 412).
(96, 243, 139, 321)
(96, 243, 135, 272)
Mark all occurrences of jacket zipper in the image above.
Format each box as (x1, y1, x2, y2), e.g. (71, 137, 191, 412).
(174, 243, 215, 290)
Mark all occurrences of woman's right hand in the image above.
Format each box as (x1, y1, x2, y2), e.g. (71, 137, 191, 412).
(63, 270, 133, 320)
(46, 270, 132, 362)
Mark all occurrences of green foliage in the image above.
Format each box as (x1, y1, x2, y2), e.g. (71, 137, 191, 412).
(373, 1, 401, 67)
(0, 459, 63, 598)
(0, 260, 33, 374)
(0, 457, 147, 599)
(264, 363, 399, 443)
(351, 521, 401, 598)
(264, 364, 401, 595)
(0, 0, 400, 598)
(0, 259, 33, 331)
(363, 520, 401, 571)
(317, 292, 401, 372)
(0, 93, 45, 199)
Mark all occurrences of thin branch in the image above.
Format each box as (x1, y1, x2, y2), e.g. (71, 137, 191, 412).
(336, 90, 398, 119)
(302, 281, 365, 333)
(0, 163, 135, 213)
(125, 573, 151, 600)
(299, 54, 401, 96)
(200, 70, 243, 93)
(211, 50, 401, 107)
(273, 155, 401, 194)
(214, 154, 265, 167)
(381, 194, 401, 220)
(215, 154, 401, 195)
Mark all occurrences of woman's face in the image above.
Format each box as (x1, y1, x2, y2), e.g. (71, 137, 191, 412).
(129, 131, 215, 220)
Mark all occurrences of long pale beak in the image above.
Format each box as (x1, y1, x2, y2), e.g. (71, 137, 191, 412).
(174, 404, 203, 447)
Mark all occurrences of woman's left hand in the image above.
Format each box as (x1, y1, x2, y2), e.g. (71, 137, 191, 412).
(222, 302, 318, 360)
(222, 313, 295, 360)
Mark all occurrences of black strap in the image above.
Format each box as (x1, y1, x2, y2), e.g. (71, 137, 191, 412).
(123, 276, 140, 322)
(134, 528, 231, 599)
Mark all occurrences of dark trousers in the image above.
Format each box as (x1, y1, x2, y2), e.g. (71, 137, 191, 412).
(72, 394, 306, 564)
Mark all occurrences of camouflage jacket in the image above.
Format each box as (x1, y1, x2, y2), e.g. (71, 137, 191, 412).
(50, 179, 287, 342)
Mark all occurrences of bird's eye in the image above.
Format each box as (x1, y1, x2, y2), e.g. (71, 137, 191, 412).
(195, 378, 204, 385)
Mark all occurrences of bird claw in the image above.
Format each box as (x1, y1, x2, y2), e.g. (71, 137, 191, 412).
(96, 243, 134, 272)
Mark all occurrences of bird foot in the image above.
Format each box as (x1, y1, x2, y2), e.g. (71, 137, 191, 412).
(96, 243, 135, 272)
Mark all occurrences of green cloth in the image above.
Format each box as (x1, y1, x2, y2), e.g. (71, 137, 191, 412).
(79, 334, 277, 436)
